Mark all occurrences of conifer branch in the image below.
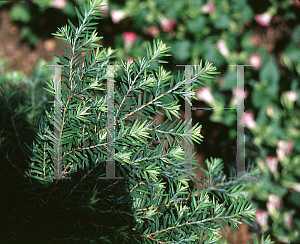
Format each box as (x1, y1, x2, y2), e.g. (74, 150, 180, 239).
(4, 92, 27, 162)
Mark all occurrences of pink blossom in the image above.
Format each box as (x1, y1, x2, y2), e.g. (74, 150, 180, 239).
(295, 0, 300, 8)
(256, 210, 268, 230)
(276, 147, 285, 161)
(160, 18, 175, 32)
(265, 156, 278, 174)
(287, 140, 294, 154)
(196, 86, 215, 104)
(277, 140, 294, 161)
(285, 91, 298, 102)
(98, 0, 108, 17)
(201, 1, 215, 14)
(250, 53, 262, 69)
(216, 40, 229, 57)
(255, 12, 272, 27)
(122, 32, 138, 49)
(242, 112, 256, 129)
(284, 213, 292, 227)
(266, 106, 274, 117)
(292, 183, 300, 192)
(267, 194, 281, 215)
(232, 87, 248, 105)
(110, 9, 126, 24)
(51, 0, 66, 9)
(147, 26, 160, 38)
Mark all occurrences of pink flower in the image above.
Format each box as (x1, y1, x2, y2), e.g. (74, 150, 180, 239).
(232, 87, 248, 105)
(255, 12, 272, 27)
(277, 147, 285, 161)
(122, 32, 138, 49)
(295, 0, 300, 8)
(250, 53, 262, 69)
(292, 183, 300, 192)
(256, 210, 268, 230)
(242, 112, 256, 129)
(51, 0, 66, 9)
(285, 91, 298, 103)
(98, 0, 108, 17)
(266, 106, 274, 117)
(267, 194, 281, 215)
(160, 18, 175, 32)
(147, 26, 160, 38)
(201, 1, 215, 14)
(265, 156, 278, 174)
(284, 213, 292, 227)
(196, 86, 215, 104)
(216, 40, 229, 57)
(277, 140, 294, 161)
(287, 140, 294, 154)
(110, 9, 126, 24)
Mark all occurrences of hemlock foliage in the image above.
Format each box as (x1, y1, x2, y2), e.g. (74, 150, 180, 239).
(0, 0, 274, 243)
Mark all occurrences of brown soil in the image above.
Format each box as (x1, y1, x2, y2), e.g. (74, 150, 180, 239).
(0, 9, 65, 76)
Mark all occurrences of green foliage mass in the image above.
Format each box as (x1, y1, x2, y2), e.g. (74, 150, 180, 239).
(0, 0, 275, 243)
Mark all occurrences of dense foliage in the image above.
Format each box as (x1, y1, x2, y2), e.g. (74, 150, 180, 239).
(1, 0, 299, 243)
(0, 0, 277, 243)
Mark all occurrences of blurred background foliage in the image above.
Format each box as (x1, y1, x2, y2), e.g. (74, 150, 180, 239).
(0, 0, 300, 243)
